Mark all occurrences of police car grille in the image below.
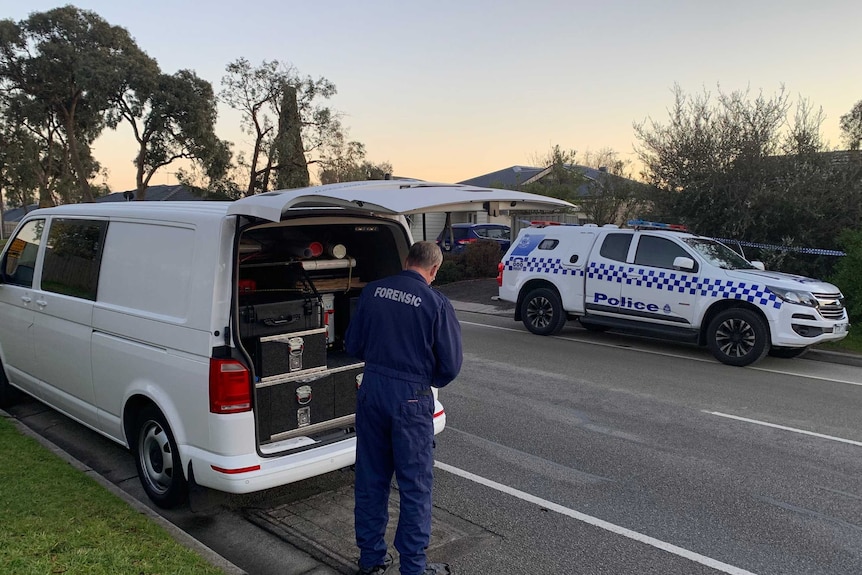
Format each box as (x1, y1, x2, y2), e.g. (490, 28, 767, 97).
(813, 291, 845, 319)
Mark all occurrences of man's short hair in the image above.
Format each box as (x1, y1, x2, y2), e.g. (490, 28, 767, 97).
(406, 241, 443, 269)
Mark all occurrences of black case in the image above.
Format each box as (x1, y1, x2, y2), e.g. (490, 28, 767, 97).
(257, 328, 327, 379)
(256, 363, 363, 441)
(239, 295, 323, 339)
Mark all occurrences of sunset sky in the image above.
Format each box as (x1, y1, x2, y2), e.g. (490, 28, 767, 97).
(5, 0, 862, 191)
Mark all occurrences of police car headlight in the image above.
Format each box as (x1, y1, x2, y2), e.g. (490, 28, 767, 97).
(767, 286, 818, 307)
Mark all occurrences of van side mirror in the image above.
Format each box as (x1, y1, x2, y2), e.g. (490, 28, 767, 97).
(673, 256, 696, 271)
(751, 261, 765, 270)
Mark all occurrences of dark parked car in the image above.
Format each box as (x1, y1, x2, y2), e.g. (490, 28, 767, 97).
(436, 223, 511, 254)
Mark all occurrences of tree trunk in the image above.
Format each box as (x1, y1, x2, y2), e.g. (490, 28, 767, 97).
(63, 110, 95, 203)
(275, 85, 309, 190)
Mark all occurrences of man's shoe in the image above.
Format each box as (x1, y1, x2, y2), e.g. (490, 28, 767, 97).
(356, 552, 393, 575)
(422, 563, 451, 574)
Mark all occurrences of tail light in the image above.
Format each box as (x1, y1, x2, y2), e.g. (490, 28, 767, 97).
(456, 238, 478, 245)
(209, 358, 252, 413)
(496, 262, 504, 287)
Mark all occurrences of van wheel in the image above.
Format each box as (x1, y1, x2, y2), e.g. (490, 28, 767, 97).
(706, 308, 769, 367)
(522, 288, 566, 335)
(768, 346, 809, 359)
(134, 406, 188, 508)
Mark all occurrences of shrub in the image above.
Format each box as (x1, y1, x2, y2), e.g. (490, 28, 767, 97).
(829, 229, 862, 324)
(435, 255, 467, 285)
(463, 240, 502, 278)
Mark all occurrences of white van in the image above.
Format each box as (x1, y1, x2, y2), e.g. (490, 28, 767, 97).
(0, 180, 571, 507)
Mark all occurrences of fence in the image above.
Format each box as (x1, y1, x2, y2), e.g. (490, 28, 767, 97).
(2, 221, 17, 239)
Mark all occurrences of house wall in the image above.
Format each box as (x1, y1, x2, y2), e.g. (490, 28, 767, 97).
(408, 211, 512, 243)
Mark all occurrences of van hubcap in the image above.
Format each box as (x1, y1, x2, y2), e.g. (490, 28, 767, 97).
(138, 421, 173, 495)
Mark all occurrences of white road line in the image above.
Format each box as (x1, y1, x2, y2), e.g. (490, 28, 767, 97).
(704, 411, 862, 447)
(434, 460, 759, 575)
(749, 366, 862, 387)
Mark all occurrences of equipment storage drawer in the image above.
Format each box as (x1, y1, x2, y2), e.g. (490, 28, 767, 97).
(256, 363, 364, 441)
(257, 328, 327, 380)
(239, 295, 323, 339)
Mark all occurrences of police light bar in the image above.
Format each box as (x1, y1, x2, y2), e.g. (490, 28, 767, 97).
(627, 219, 689, 232)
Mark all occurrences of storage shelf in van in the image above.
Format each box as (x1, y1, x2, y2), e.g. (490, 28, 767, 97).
(268, 414, 355, 442)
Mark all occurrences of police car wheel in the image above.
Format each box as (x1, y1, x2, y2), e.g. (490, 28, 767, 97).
(707, 308, 769, 367)
(521, 287, 566, 336)
(767, 346, 809, 359)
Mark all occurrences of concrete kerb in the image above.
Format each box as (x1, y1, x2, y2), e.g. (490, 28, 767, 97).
(1, 409, 247, 575)
(449, 300, 862, 369)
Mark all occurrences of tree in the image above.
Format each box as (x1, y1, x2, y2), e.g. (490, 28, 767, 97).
(574, 149, 645, 225)
(0, 6, 153, 202)
(318, 134, 393, 184)
(220, 58, 345, 195)
(109, 68, 230, 200)
(634, 84, 860, 279)
(521, 145, 588, 204)
(840, 100, 862, 151)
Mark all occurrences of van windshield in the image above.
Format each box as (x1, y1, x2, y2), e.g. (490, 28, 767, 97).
(682, 238, 757, 270)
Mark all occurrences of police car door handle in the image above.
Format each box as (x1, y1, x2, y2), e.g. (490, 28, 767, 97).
(36, 299, 47, 308)
(20, 295, 32, 304)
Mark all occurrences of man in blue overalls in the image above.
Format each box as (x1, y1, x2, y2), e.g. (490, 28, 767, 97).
(345, 241, 462, 575)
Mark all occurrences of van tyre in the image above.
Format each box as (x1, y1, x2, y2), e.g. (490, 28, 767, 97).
(134, 406, 188, 508)
(522, 288, 566, 335)
(707, 308, 769, 367)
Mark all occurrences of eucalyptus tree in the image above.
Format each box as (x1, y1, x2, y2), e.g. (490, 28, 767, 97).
(110, 68, 230, 200)
(841, 100, 862, 151)
(220, 58, 345, 195)
(0, 6, 153, 202)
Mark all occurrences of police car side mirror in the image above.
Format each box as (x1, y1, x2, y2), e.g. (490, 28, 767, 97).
(751, 261, 765, 270)
(673, 256, 696, 272)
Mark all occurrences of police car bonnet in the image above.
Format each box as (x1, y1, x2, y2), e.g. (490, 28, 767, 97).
(227, 180, 575, 222)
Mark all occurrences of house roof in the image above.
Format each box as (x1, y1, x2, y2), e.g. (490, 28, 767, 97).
(96, 184, 217, 202)
(459, 164, 632, 197)
(457, 166, 545, 188)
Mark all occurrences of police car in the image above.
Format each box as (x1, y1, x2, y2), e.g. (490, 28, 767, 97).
(498, 220, 849, 366)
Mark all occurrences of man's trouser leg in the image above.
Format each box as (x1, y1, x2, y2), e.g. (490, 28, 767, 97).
(392, 393, 435, 575)
(355, 380, 394, 569)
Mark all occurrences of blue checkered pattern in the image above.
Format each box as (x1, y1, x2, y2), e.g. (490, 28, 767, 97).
(585, 262, 782, 309)
(505, 256, 585, 277)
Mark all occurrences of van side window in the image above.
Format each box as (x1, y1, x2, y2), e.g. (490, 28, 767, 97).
(2, 219, 45, 288)
(42, 219, 108, 300)
(634, 235, 691, 270)
(599, 233, 632, 262)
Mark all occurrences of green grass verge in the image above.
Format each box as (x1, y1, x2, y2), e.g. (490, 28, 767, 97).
(0, 416, 226, 575)
(816, 328, 862, 355)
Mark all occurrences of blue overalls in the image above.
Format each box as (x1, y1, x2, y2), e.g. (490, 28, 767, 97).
(345, 269, 462, 575)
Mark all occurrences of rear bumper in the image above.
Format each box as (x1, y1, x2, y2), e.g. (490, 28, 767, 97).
(189, 407, 447, 495)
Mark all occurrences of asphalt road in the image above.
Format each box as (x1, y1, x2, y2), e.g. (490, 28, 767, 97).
(7, 307, 862, 574)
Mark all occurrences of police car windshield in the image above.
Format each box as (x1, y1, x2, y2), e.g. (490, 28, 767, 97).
(682, 238, 757, 270)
